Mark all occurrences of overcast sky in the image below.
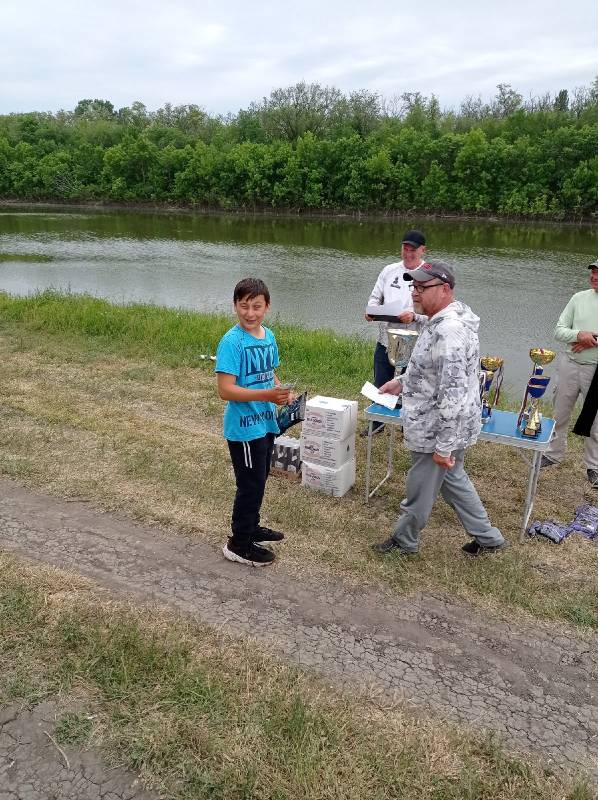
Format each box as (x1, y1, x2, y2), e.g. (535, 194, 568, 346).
(3, 0, 597, 116)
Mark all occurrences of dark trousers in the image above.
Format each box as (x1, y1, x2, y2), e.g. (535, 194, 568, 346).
(227, 434, 275, 547)
(372, 342, 395, 430)
(374, 342, 395, 387)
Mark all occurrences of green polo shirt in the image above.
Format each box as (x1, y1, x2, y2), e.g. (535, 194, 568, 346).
(554, 289, 598, 364)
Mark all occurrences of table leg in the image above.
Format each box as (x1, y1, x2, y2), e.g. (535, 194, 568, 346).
(521, 450, 542, 541)
(364, 420, 373, 503)
(365, 421, 395, 501)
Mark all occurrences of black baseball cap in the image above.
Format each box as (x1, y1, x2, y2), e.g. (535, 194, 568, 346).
(403, 260, 455, 289)
(402, 229, 426, 248)
(588, 259, 598, 269)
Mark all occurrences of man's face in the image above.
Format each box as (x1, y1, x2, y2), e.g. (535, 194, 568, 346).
(410, 280, 448, 317)
(590, 267, 598, 292)
(401, 243, 426, 269)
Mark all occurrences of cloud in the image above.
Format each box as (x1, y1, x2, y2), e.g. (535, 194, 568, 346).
(1, 0, 596, 114)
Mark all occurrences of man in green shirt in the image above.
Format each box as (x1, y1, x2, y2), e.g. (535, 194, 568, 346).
(541, 260, 598, 486)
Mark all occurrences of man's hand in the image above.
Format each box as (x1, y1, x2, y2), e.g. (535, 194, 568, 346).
(267, 387, 291, 406)
(379, 378, 402, 395)
(572, 331, 598, 352)
(397, 310, 415, 324)
(364, 313, 374, 321)
(433, 452, 455, 469)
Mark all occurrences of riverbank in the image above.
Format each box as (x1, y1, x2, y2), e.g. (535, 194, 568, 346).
(2, 197, 598, 226)
(0, 290, 595, 628)
(1, 291, 597, 797)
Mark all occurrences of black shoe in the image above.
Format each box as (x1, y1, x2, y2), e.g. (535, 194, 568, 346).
(540, 455, 557, 469)
(371, 536, 414, 555)
(587, 469, 598, 487)
(253, 526, 285, 544)
(359, 423, 386, 439)
(462, 539, 508, 557)
(222, 540, 275, 567)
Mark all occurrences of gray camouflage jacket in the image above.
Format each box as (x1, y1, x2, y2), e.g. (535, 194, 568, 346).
(401, 301, 482, 456)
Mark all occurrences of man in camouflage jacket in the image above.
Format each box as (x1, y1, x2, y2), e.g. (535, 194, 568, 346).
(372, 260, 506, 557)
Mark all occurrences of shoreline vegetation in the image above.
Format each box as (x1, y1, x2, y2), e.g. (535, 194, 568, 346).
(1, 290, 596, 798)
(2, 79, 598, 221)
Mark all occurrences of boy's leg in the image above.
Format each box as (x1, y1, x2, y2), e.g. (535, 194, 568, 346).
(228, 436, 272, 547)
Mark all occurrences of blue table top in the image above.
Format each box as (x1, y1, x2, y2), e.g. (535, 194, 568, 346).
(365, 404, 555, 447)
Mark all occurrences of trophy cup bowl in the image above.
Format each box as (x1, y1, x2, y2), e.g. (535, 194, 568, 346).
(387, 329, 419, 372)
(529, 348, 556, 367)
(518, 348, 556, 437)
(479, 356, 504, 422)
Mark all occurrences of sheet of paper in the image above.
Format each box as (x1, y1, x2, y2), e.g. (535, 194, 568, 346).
(360, 381, 399, 410)
(365, 300, 407, 322)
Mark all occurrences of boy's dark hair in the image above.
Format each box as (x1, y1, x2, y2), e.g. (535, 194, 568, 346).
(233, 277, 270, 305)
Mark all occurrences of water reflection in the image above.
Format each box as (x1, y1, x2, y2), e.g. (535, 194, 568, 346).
(0, 205, 596, 387)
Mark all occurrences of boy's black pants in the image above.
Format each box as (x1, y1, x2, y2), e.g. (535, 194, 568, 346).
(227, 434, 275, 547)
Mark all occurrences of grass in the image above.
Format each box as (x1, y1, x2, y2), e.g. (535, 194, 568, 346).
(0, 252, 54, 262)
(0, 290, 596, 631)
(0, 554, 592, 800)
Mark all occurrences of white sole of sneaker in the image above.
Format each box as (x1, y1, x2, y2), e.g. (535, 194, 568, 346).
(222, 544, 274, 567)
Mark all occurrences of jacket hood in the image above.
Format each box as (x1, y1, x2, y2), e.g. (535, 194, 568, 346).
(427, 300, 479, 334)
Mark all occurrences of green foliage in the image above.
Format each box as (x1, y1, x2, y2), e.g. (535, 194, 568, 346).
(1, 80, 598, 216)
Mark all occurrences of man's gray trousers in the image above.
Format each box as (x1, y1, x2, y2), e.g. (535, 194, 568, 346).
(392, 450, 504, 553)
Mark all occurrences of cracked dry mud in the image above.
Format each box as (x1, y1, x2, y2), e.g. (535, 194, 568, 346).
(0, 701, 157, 800)
(1, 478, 597, 791)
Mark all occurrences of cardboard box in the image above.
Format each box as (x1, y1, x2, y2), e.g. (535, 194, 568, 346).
(270, 435, 301, 474)
(300, 432, 355, 469)
(301, 458, 356, 497)
(302, 396, 358, 440)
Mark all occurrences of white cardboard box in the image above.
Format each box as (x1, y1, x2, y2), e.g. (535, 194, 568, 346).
(302, 396, 358, 440)
(270, 435, 301, 473)
(301, 458, 356, 497)
(300, 432, 355, 469)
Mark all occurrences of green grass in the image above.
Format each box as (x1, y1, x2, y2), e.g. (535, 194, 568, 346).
(0, 558, 592, 800)
(0, 289, 372, 396)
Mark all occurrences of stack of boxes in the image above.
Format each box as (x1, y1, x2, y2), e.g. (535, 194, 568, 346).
(300, 396, 358, 497)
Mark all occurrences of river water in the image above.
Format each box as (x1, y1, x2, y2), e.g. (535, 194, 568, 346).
(1, 206, 597, 388)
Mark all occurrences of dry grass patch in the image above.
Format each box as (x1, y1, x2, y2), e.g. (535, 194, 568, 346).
(0, 328, 596, 628)
(0, 553, 592, 800)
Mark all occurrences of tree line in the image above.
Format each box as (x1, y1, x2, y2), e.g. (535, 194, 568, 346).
(1, 80, 597, 218)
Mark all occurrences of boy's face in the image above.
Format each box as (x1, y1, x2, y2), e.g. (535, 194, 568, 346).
(234, 293, 270, 333)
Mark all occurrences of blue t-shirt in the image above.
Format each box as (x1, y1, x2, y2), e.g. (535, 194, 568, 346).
(215, 324, 281, 442)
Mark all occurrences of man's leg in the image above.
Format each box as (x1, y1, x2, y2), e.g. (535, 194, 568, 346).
(364, 342, 396, 436)
(389, 452, 447, 553)
(440, 450, 504, 547)
(575, 363, 598, 473)
(544, 356, 582, 465)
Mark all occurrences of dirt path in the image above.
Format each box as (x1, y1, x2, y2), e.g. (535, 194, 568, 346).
(1, 478, 597, 785)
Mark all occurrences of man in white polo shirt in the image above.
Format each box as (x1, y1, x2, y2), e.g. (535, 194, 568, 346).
(362, 229, 426, 436)
(541, 259, 598, 486)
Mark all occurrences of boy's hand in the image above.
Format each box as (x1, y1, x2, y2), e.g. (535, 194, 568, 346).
(267, 387, 291, 405)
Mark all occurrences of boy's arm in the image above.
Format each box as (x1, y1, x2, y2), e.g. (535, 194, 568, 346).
(217, 373, 290, 405)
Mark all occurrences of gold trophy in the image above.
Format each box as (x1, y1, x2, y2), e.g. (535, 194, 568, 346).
(517, 348, 556, 437)
(479, 356, 504, 422)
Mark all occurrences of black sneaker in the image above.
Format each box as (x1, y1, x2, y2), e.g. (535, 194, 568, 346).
(462, 539, 508, 556)
(253, 526, 285, 544)
(222, 540, 275, 567)
(371, 536, 415, 556)
(587, 469, 598, 487)
(540, 455, 557, 469)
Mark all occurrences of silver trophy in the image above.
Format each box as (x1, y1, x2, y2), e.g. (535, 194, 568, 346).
(387, 328, 419, 375)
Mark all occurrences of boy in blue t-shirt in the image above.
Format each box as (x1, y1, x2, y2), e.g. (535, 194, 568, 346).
(215, 277, 291, 567)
